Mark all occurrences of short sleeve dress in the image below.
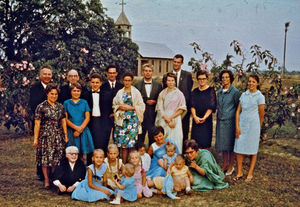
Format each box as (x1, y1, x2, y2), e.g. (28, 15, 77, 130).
(133, 167, 152, 197)
(35, 100, 66, 167)
(191, 87, 217, 148)
(115, 176, 137, 202)
(64, 99, 94, 154)
(71, 163, 114, 202)
(234, 90, 265, 155)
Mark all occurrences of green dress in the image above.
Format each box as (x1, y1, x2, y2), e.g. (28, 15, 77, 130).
(185, 149, 229, 191)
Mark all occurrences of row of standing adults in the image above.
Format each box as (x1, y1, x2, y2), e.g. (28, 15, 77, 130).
(30, 53, 265, 190)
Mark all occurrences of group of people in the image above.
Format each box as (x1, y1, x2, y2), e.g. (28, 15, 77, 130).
(30, 53, 265, 204)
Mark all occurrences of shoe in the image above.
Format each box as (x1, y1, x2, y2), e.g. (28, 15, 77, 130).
(225, 167, 235, 176)
(186, 189, 194, 195)
(245, 176, 253, 182)
(233, 175, 243, 181)
(110, 199, 120, 205)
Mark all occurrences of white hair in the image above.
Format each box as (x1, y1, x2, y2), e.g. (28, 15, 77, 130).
(65, 146, 79, 154)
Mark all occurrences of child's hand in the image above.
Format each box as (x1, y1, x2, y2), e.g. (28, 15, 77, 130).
(103, 189, 111, 196)
(73, 131, 80, 137)
(174, 196, 181, 199)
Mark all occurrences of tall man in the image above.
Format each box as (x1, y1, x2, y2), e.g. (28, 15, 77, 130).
(168, 54, 193, 145)
(100, 65, 123, 149)
(29, 64, 53, 181)
(134, 63, 162, 145)
(58, 69, 87, 103)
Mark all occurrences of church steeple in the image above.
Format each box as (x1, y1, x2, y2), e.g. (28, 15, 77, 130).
(115, 0, 132, 39)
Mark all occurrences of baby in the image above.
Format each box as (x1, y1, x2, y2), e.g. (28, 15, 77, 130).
(158, 142, 177, 171)
(170, 154, 194, 195)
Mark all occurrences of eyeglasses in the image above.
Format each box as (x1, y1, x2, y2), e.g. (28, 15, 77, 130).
(68, 75, 78, 78)
(197, 78, 207, 81)
(68, 153, 78, 156)
(107, 72, 117, 74)
(185, 150, 195, 155)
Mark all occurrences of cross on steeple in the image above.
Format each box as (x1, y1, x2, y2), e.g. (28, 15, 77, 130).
(120, 0, 126, 13)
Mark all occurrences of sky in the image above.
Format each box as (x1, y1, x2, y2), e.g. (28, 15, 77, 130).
(101, 0, 300, 71)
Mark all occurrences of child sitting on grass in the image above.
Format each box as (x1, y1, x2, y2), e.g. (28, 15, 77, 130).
(110, 163, 137, 205)
(158, 142, 177, 171)
(104, 144, 124, 190)
(136, 142, 151, 172)
(129, 150, 152, 199)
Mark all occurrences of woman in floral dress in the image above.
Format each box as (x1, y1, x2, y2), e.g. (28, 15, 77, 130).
(33, 83, 68, 188)
(113, 72, 145, 164)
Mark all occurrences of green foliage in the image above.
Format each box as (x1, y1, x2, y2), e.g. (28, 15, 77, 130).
(0, 0, 138, 132)
(189, 40, 299, 140)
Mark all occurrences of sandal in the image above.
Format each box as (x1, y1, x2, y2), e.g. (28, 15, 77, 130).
(245, 177, 253, 182)
(233, 175, 243, 181)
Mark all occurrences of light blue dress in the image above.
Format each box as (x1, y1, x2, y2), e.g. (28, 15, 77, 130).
(146, 139, 179, 179)
(71, 164, 114, 202)
(115, 176, 137, 202)
(64, 99, 94, 154)
(234, 90, 265, 155)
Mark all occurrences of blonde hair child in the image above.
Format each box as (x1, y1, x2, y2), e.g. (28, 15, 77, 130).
(128, 150, 152, 199)
(71, 149, 113, 202)
(110, 163, 137, 205)
(104, 144, 124, 190)
(158, 142, 177, 170)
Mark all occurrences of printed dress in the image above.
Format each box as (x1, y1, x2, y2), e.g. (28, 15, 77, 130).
(234, 90, 265, 155)
(72, 163, 113, 202)
(115, 176, 137, 202)
(35, 100, 66, 167)
(64, 99, 94, 154)
(114, 92, 139, 148)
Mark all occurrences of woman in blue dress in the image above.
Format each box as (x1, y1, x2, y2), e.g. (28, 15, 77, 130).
(215, 70, 240, 175)
(234, 74, 265, 182)
(146, 126, 179, 180)
(72, 149, 113, 202)
(64, 82, 94, 164)
(113, 72, 145, 164)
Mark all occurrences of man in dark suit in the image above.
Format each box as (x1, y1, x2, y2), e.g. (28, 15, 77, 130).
(134, 63, 162, 145)
(164, 54, 193, 147)
(100, 65, 123, 151)
(52, 146, 86, 194)
(29, 64, 53, 181)
(58, 69, 87, 103)
(86, 73, 105, 151)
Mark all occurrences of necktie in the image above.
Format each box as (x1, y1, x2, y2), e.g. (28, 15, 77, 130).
(111, 82, 114, 89)
(144, 82, 151, 85)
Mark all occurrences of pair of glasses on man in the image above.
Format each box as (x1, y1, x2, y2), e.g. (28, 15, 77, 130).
(68, 153, 78, 156)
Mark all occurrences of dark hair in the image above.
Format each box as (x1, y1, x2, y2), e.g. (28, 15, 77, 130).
(184, 139, 198, 152)
(248, 74, 260, 90)
(45, 83, 59, 95)
(90, 73, 102, 81)
(122, 72, 134, 81)
(196, 70, 208, 79)
(174, 54, 184, 62)
(219, 70, 234, 83)
(135, 142, 146, 150)
(69, 82, 82, 91)
(151, 126, 165, 136)
(106, 65, 118, 72)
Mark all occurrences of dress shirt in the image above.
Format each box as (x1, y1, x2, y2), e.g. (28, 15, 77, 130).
(92, 90, 101, 117)
(144, 81, 152, 98)
(109, 80, 116, 89)
(173, 70, 181, 87)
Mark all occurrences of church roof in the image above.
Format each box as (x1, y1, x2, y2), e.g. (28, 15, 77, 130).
(136, 41, 174, 59)
(115, 11, 131, 26)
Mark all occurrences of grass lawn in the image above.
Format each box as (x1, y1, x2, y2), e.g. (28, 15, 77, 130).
(0, 133, 299, 207)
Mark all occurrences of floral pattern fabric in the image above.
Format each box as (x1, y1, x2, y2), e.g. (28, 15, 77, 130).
(114, 92, 139, 148)
(35, 100, 66, 167)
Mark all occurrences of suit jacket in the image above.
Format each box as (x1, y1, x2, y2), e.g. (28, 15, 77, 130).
(58, 84, 88, 104)
(134, 79, 162, 123)
(29, 81, 47, 114)
(52, 159, 86, 187)
(100, 81, 123, 118)
(163, 70, 193, 107)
